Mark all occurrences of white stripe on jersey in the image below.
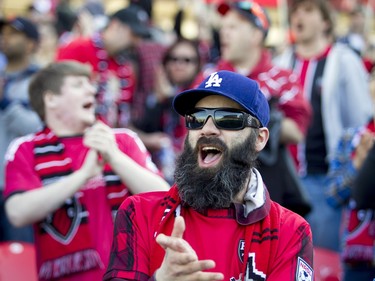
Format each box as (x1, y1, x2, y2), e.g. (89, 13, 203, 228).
(34, 143, 64, 154)
(5, 133, 35, 162)
(35, 158, 72, 171)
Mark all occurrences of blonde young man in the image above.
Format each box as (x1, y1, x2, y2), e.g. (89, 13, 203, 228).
(4, 61, 169, 281)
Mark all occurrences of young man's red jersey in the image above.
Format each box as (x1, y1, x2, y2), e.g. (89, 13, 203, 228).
(4, 128, 160, 281)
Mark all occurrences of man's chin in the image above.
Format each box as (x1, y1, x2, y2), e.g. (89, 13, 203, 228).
(85, 117, 96, 126)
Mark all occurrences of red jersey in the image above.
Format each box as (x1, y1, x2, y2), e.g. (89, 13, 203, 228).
(56, 34, 137, 128)
(4, 128, 159, 281)
(104, 175, 314, 281)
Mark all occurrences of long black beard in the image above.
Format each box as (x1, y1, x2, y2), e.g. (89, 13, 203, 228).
(174, 132, 259, 212)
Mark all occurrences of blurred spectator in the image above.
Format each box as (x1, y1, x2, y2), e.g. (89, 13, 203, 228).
(4, 61, 169, 280)
(27, 0, 56, 24)
(132, 38, 202, 184)
(326, 69, 375, 280)
(129, 35, 167, 128)
(337, 5, 375, 74)
(274, 0, 373, 252)
(196, 15, 221, 65)
(54, 0, 77, 45)
(56, 1, 107, 47)
(338, 5, 366, 56)
(195, 1, 312, 216)
(0, 16, 42, 243)
(33, 21, 58, 66)
(173, 2, 220, 65)
(56, 4, 150, 128)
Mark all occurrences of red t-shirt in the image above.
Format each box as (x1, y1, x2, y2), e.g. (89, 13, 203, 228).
(4, 128, 160, 281)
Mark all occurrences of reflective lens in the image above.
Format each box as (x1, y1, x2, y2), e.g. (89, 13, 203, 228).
(185, 108, 260, 130)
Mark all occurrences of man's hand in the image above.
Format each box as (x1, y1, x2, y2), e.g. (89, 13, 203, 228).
(83, 121, 120, 163)
(353, 131, 375, 169)
(155, 216, 224, 281)
(79, 149, 103, 182)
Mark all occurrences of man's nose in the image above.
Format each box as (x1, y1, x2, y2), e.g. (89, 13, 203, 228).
(200, 116, 220, 135)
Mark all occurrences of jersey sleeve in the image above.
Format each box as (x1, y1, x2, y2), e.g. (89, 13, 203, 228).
(4, 136, 42, 198)
(267, 210, 314, 281)
(104, 195, 158, 281)
(115, 129, 161, 175)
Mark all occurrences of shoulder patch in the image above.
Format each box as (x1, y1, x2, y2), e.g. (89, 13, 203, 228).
(296, 257, 313, 281)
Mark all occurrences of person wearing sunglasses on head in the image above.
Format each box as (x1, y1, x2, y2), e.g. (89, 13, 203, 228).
(104, 70, 314, 281)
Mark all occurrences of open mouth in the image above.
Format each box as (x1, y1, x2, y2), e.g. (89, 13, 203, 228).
(293, 22, 304, 33)
(220, 42, 228, 52)
(199, 145, 223, 168)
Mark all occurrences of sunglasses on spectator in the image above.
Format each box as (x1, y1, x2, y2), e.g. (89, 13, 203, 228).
(166, 56, 198, 64)
(185, 107, 261, 130)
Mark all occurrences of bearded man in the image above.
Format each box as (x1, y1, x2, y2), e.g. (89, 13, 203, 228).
(104, 70, 314, 281)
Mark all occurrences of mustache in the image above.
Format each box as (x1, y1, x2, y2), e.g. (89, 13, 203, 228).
(196, 136, 227, 151)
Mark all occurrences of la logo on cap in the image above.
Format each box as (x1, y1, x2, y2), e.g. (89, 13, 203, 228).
(205, 72, 222, 88)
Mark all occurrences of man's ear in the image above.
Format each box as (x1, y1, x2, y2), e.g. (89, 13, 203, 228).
(254, 27, 265, 46)
(26, 39, 38, 54)
(44, 91, 59, 109)
(255, 127, 269, 152)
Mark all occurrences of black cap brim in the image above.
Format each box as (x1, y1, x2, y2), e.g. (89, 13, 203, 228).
(130, 24, 150, 38)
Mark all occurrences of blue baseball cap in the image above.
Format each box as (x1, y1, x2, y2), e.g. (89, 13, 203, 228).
(173, 70, 270, 127)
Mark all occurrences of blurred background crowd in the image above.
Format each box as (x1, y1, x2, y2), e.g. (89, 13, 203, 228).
(1, 0, 375, 280)
(2, 0, 375, 69)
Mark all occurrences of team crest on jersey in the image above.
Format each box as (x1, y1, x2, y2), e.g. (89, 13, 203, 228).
(245, 253, 266, 281)
(40, 197, 83, 244)
(238, 239, 245, 262)
(205, 72, 222, 88)
(237, 241, 267, 281)
(296, 257, 313, 281)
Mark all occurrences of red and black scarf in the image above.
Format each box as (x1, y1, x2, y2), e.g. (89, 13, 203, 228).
(33, 127, 127, 280)
(149, 186, 279, 281)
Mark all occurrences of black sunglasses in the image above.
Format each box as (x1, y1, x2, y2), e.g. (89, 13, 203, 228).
(166, 56, 198, 64)
(185, 107, 261, 130)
